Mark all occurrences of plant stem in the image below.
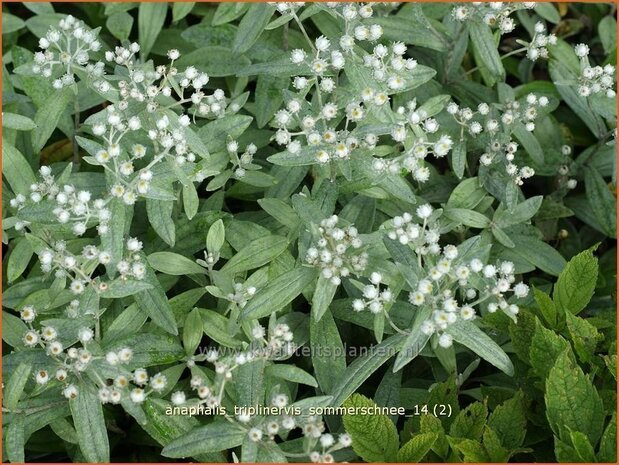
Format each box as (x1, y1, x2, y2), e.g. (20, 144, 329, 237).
(465, 47, 528, 75)
(72, 95, 80, 168)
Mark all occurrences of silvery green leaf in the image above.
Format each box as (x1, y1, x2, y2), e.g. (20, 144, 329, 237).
(172, 2, 194, 22)
(5, 415, 26, 463)
(3, 143, 36, 196)
(584, 166, 616, 238)
(206, 219, 225, 253)
(3, 112, 36, 131)
(222, 235, 288, 274)
(7, 237, 34, 283)
(446, 320, 514, 376)
(311, 274, 338, 322)
(138, 2, 167, 58)
(148, 251, 207, 276)
(162, 421, 246, 458)
(329, 334, 407, 407)
(4, 363, 32, 410)
(266, 364, 318, 387)
(443, 208, 491, 229)
(393, 307, 433, 372)
(70, 383, 110, 463)
(232, 3, 275, 54)
(182, 183, 199, 220)
(142, 398, 226, 462)
(101, 279, 153, 298)
(31, 86, 73, 154)
(241, 266, 318, 321)
(469, 21, 504, 80)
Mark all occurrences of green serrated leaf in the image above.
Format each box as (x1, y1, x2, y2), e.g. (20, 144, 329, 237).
(553, 246, 598, 315)
(545, 349, 605, 444)
(343, 394, 399, 462)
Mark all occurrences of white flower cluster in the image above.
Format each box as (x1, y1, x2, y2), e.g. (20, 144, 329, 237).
(557, 145, 578, 190)
(452, 2, 535, 34)
(147, 113, 195, 164)
(225, 282, 257, 309)
(305, 215, 367, 285)
(307, 431, 352, 463)
(169, 323, 296, 413)
(226, 139, 260, 179)
(105, 47, 228, 119)
(279, 5, 384, 169)
(19, 305, 143, 402)
(116, 238, 147, 280)
(574, 44, 616, 98)
(384, 204, 442, 255)
(11, 166, 111, 235)
(269, 2, 305, 14)
(244, 395, 351, 464)
(100, 368, 168, 406)
(92, 107, 211, 206)
(244, 394, 299, 442)
(90, 106, 154, 205)
(362, 42, 416, 88)
(525, 22, 558, 61)
(448, 95, 548, 184)
(38, 241, 105, 295)
(285, 36, 355, 166)
(322, 3, 384, 51)
(274, 94, 379, 166)
(32, 14, 102, 88)
(372, 99, 454, 182)
(290, 35, 345, 77)
(38, 237, 145, 297)
(408, 249, 530, 347)
(177, 318, 352, 463)
(352, 272, 393, 314)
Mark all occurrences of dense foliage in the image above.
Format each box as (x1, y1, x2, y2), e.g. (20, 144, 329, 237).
(1, 2, 617, 463)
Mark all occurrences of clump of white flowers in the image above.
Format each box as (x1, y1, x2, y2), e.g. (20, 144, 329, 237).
(448, 94, 549, 185)
(352, 272, 393, 314)
(524, 21, 558, 61)
(362, 42, 417, 87)
(10, 166, 111, 235)
(381, 204, 530, 347)
(17, 304, 162, 404)
(384, 204, 442, 256)
(173, 323, 297, 409)
(161, 321, 351, 457)
(452, 2, 535, 33)
(274, 3, 388, 173)
(226, 139, 261, 179)
(223, 281, 257, 309)
(574, 43, 616, 98)
(305, 215, 367, 285)
(32, 14, 102, 88)
(372, 98, 453, 183)
(37, 237, 145, 298)
(409, 250, 529, 347)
